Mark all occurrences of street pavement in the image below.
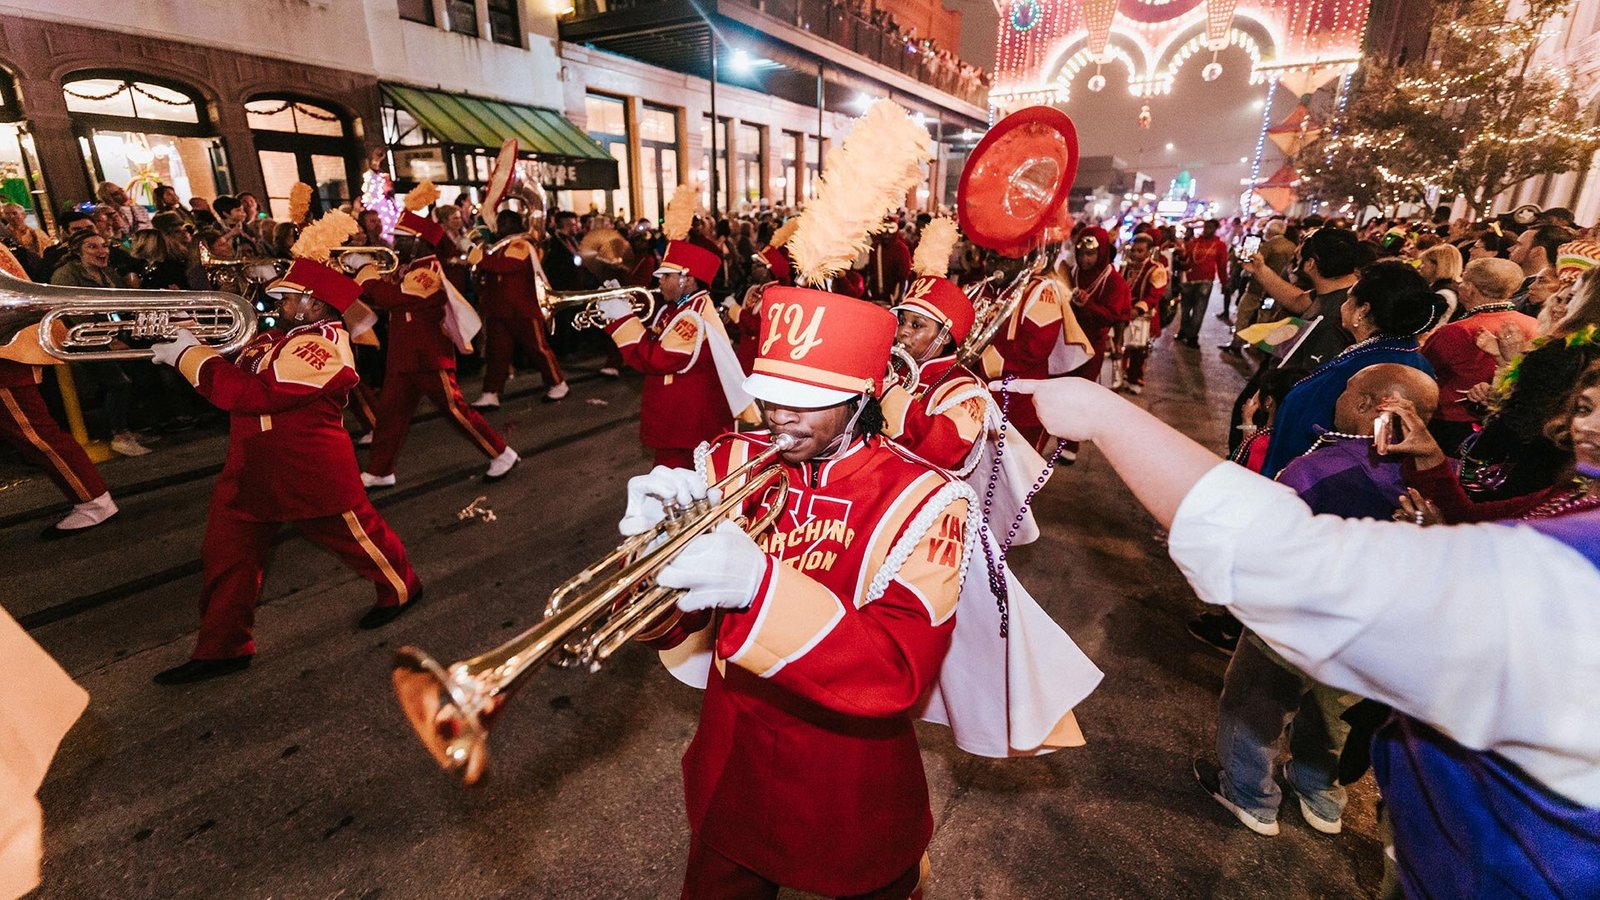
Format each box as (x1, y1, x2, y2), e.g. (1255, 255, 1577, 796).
(5, 313, 1386, 899)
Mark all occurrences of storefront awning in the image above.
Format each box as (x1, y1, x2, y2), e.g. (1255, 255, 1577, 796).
(381, 84, 617, 190)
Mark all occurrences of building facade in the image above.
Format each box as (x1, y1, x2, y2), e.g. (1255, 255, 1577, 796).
(0, 0, 986, 232)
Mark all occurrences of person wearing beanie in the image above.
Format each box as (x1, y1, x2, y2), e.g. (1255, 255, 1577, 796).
(358, 206, 519, 487)
(148, 257, 422, 684)
(626, 286, 977, 898)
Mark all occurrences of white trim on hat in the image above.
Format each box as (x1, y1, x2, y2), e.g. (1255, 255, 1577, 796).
(654, 261, 690, 277)
(743, 373, 856, 409)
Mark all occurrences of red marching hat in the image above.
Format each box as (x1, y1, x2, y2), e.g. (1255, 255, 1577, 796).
(394, 210, 444, 250)
(654, 240, 721, 286)
(893, 275, 975, 344)
(745, 286, 896, 408)
(266, 258, 363, 312)
(754, 245, 793, 284)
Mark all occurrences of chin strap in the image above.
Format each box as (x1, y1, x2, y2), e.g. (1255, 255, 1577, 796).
(816, 396, 870, 459)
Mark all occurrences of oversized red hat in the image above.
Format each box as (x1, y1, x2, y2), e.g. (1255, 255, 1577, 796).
(266, 258, 363, 312)
(654, 239, 721, 286)
(394, 210, 444, 250)
(745, 286, 896, 408)
(754, 245, 793, 284)
(893, 275, 975, 344)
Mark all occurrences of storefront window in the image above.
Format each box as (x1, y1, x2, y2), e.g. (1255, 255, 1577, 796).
(65, 73, 229, 208)
(736, 123, 764, 208)
(246, 97, 355, 220)
(700, 115, 730, 214)
(0, 74, 48, 229)
(583, 94, 630, 218)
(805, 135, 823, 200)
(639, 104, 679, 224)
(487, 0, 521, 46)
(780, 131, 799, 208)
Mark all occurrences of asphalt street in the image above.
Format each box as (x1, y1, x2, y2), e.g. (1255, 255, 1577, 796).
(5, 313, 1386, 899)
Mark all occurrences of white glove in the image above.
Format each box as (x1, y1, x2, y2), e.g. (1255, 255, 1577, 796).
(149, 328, 200, 367)
(601, 278, 622, 290)
(619, 466, 719, 536)
(658, 521, 768, 613)
(596, 297, 632, 322)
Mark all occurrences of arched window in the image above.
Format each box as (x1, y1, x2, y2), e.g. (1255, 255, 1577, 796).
(63, 72, 230, 210)
(0, 67, 50, 230)
(245, 96, 358, 220)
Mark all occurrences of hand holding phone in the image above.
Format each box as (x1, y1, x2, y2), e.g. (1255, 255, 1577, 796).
(1239, 235, 1262, 259)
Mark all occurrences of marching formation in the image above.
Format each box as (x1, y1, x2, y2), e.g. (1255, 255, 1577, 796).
(5, 98, 1600, 900)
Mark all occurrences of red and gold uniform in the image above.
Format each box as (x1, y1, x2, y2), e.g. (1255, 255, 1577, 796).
(360, 253, 508, 477)
(1064, 227, 1133, 384)
(170, 261, 419, 660)
(978, 272, 1094, 451)
(644, 287, 976, 897)
(0, 358, 108, 506)
(1120, 252, 1169, 388)
(474, 236, 565, 394)
(606, 240, 742, 469)
(882, 274, 987, 473)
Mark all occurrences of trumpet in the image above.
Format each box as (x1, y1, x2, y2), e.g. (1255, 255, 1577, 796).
(329, 246, 401, 275)
(0, 268, 257, 363)
(540, 285, 655, 333)
(197, 242, 288, 292)
(392, 434, 796, 785)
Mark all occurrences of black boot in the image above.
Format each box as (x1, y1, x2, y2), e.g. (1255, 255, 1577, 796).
(358, 587, 424, 629)
(153, 656, 252, 685)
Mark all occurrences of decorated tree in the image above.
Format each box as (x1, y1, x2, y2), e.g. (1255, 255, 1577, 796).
(1304, 0, 1600, 216)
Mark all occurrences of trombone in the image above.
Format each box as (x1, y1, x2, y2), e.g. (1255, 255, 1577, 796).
(392, 434, 795, 785)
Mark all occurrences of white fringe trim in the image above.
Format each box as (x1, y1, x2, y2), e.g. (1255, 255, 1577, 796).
(865, 480, 981, 604)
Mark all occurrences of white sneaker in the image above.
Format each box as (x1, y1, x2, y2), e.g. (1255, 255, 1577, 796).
(485, 447, 519, 481)
(110, 432, 151, 457)
(470, 392, 500, 409)
(361, 472, 396, 489)
(1127, 383, 1144, 395)
(53, 492, 118, 532)
(598, 366, 620, 377)
(544, 382, 569, 402)
(357, 432, 374, 446)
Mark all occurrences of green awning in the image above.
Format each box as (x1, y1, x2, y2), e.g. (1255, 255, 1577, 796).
(382, 84, 610, 162)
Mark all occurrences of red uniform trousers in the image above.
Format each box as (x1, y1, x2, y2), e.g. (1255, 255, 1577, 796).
(682, 834, 924, 900)
(195, 493, 418, 659)
(348, 382, 379, 433)
(364, 369, 507, 476)
(0, 382, 107, 503)
(481, 314, 564, 394)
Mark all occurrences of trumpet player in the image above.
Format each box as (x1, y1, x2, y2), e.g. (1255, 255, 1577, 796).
(148, 259, 421, 685)
(629, 287, 976, 899)
(880, 273, 985, 471)
(470, 208, 567, 409)
(357, 210, 518, 488)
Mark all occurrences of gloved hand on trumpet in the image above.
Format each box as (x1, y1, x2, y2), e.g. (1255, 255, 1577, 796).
(617, 466, 723, 536)
(658, 520, 768, 612)
(596, 297, 634, 323)
(148, 328, 200, 367)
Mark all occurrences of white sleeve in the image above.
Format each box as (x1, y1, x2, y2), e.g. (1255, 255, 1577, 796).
(1167, 462, 1600, 806)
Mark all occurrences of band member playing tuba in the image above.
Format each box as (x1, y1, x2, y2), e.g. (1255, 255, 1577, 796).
(357, 190, 518, 488)
(629, 286, 977, 899)
(469, 207, 568, 408)
(149, 250, 421, 685)
(596, 184, 752, 468)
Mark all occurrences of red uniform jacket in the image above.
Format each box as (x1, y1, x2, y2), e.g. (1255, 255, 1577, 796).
(605, 291, 732, 451)
(1123, 259, 1170, 338)
(881, 357, 988, 473)
(0, 358, 41, 388)
(361, 261, 458, 372)
(1072, 267, 1133, 357)
(867, 234, 913, 300)
(174, 322, 365, 521)
(474, 238, 543, 322)
(980, 276, 1070, 381)
(649, 432, 975, 895)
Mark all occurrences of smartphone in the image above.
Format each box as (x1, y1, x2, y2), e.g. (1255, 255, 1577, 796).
(1374, 412, 1403, 447)
(1239, 235, 1262, 259)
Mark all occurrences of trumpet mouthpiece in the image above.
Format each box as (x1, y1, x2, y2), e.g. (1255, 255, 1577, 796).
(772, 433, 797, 450)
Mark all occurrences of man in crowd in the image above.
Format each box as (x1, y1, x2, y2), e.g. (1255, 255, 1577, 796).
(1420, 257, 1537, 453)
(632, 285, 974, 898)
(1511, 223, 1577, 314)
(1221, 219, 1296, 358)
(1173, 219, 1228, 348)
(470, 208, 568, 408)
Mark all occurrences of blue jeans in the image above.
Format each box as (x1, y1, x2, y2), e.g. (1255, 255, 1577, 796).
(1177, 280, 1213, 341)
(1216, 632, 1361, 823)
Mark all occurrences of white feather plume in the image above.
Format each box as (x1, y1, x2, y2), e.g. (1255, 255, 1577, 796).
(663, 183, 698, 242)
(912, 216, 958, 278)
(788, 100, 933, 285)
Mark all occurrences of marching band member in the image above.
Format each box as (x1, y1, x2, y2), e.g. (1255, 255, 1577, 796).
(628, 286, 978, 899)
(732, 219, 797, 374)
(1117, 232, 1169, 395)
(469, 207, 568, 409)
(358, 188, 518, 488)
(0, 246, 119, 536)
(978, 247, 1095, 455)
(598, 184, 752, 469)
(149, 237, 421, 685)
(1063, 226, 1134, 386)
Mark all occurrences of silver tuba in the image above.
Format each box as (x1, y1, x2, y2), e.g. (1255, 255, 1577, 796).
(0, 268, 258, 363)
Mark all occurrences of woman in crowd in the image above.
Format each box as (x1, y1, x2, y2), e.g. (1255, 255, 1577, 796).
(48, 230, 151, 457)
(0, 203, 49, 258)
(1417, 242, 1463, 324)
(1259, 260, 1439, 477)
(131, 215, 199, 290)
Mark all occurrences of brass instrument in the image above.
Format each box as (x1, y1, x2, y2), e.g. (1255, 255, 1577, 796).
(540, 285, 656, 333)
(466, 231, 532, 267)
(0, 268, 257, 363)
(197, 242, 288, 294)
(887, 344, 923, 392)
(955, 255, 1046, 371)
(392, 434, 797, 785)
(328, 246, 401, 275)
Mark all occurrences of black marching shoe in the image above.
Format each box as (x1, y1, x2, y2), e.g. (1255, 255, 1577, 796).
(358, 587, 424, 630)
(153, 656, 252, 685)
(1186, 611, 1242, 655)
